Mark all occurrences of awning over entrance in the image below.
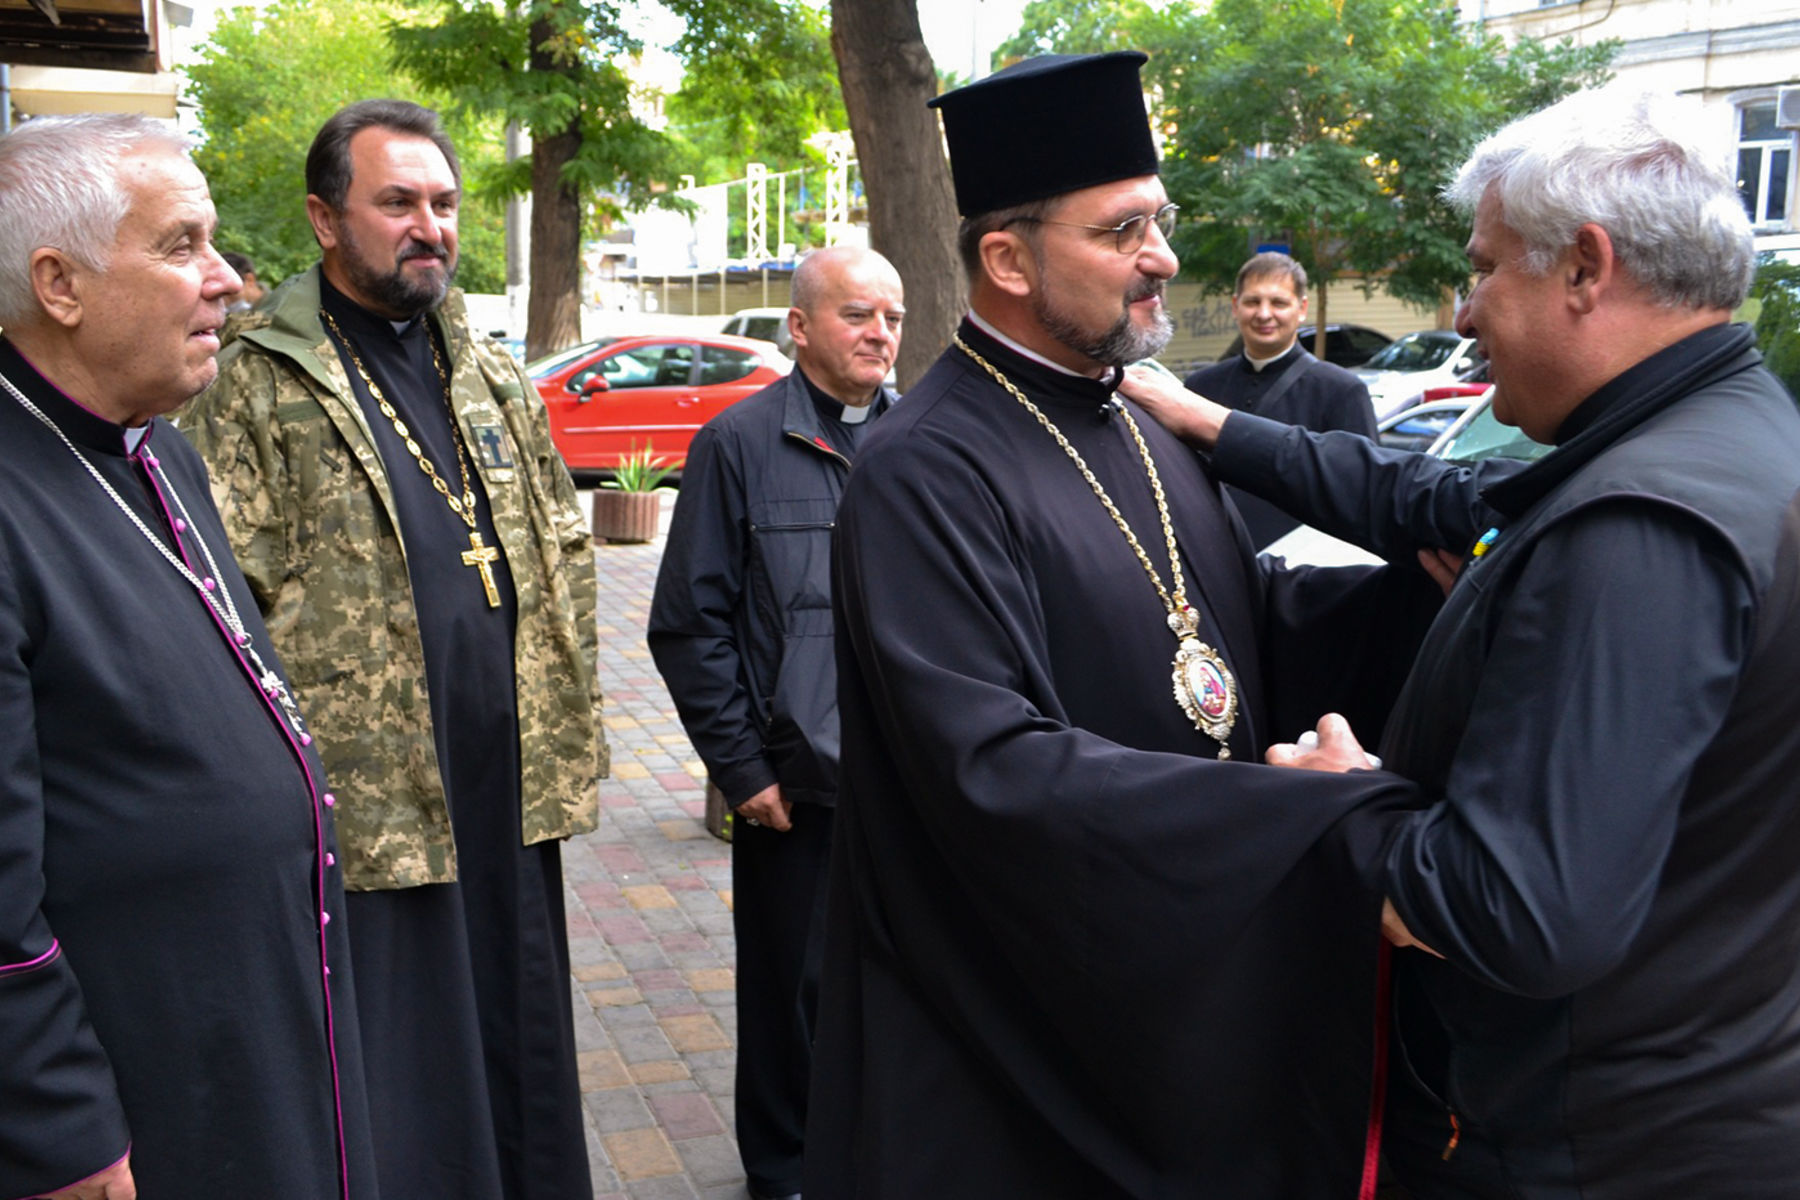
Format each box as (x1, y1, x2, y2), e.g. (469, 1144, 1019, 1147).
(0, 0, 164, 74)
(8, 62, 176, 116)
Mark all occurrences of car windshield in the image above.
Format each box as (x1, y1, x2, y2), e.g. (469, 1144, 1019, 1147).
(527, 338, 618, 379)
(1363, 331, 1462, 372)
(1439, 402, 1553, 466)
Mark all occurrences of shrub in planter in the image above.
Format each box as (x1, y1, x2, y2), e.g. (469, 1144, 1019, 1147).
(592, 444, 673, 544)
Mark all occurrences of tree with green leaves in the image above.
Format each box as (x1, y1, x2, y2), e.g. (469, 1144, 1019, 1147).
(1007, 0, 1616, 348)
(390, 0, 678, 357)
(664, 0, 845, 184)
(657, 0, 849, 260)
(997, 0, 1160, 59)
(1750, 255, 1800, 403)
(187, 0, 506, 293)
(828, 0, 963, 389)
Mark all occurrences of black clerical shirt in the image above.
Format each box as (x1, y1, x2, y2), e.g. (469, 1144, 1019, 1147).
(318, 278, 522, 830)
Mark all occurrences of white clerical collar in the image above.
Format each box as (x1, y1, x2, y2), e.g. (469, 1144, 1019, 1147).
(966, 311, 1115, 383)
(123, 424, 151, 452)
(798, 364, 880, 420)
(1245, 343, 1297, 372)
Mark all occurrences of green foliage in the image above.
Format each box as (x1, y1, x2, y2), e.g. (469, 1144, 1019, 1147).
(1014, 0, 1616, 308)
(603, 442, 676, 490)
(650, 0, 847, 257)
(662, 0, 845, 184)
(187, 0, 506, 292)
(998, 0, 1161, 59)
(1750, 256, 1800, 403)
(388, 0, 678, 229)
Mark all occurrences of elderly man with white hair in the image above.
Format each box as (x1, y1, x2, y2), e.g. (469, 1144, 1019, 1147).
(1127, 87, 1800, 1199)
(0, 114, 375, 1200)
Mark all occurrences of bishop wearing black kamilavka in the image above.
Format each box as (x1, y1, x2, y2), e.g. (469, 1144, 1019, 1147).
(804, 52, 1444, 1198)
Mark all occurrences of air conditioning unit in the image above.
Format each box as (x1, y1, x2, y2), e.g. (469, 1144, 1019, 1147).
(1778, 86, 1800, 130)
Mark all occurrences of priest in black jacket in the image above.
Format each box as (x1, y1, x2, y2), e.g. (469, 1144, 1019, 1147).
(1185, 252, 1376, 548)
(649, 246, 905, 1200)
(0, 115, 374, 1199)
(804, 53, 1441, 1199)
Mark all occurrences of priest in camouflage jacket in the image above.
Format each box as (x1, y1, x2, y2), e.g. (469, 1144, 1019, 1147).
(179, 99, 605, 1200)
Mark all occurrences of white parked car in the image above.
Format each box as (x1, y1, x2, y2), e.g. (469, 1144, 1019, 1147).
(1262, 388, 1551, 566)
(720, 307, 794, 359)
(1355, 330, 1482, 420)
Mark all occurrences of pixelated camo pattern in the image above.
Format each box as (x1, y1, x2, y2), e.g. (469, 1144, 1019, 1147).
(178, 267, 606, 891)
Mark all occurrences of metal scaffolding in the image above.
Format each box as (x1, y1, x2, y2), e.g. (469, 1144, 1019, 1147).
(745, 161, 769, 262)
(819, 133, 854, 246)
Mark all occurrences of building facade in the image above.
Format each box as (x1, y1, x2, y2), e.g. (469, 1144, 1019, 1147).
(1463, 0, 1800, 252)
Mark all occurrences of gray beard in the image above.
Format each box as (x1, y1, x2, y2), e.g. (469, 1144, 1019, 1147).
(1033, 287, 1174, 368)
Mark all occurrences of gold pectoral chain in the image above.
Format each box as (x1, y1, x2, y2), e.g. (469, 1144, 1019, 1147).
(321, 309, 500, 609)
(954, 334, 1237, 757)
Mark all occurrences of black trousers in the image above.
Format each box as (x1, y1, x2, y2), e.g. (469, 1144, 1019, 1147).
(733, 801, 834, 1198)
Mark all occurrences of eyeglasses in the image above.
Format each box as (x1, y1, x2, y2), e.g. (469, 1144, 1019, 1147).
(1008, 202, 1179, 254)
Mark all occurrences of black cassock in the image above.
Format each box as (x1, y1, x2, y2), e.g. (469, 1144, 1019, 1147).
(805, 321, 1439, 1198)
(321, 283, 590, 1200)
(0, 340, 375, 1198)
(1183, 346, 1376, 549)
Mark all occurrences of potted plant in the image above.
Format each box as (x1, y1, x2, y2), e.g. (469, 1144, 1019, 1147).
(591, 443, 673, 544)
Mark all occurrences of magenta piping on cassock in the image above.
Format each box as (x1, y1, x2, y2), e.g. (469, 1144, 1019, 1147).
(0, 938, 59, 976)
(139, 454, 355, 1200)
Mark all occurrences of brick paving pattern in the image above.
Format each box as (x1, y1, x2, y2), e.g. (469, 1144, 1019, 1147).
(568, 489, 754, 1200)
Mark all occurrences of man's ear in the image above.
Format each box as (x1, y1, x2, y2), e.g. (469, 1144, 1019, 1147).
(29, 247, 83, 329)
(305, 194, 339, 251)
(1565, 222, 1617, 316)
(787, 306, 808, 352)
(978, 230, 1039, 299)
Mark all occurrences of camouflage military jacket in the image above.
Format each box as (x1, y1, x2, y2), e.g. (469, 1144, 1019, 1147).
(180, 266, 605, 891)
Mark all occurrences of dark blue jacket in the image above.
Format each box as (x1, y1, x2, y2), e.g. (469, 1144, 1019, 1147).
(649, 368, 892, 808)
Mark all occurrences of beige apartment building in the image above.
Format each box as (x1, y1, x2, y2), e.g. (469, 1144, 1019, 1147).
(1465, 0, 1800, 252)
(1196, 0, 1800, 368)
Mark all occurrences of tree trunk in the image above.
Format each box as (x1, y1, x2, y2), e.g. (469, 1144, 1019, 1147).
(829, 0, 964, 392)
(1312, 278, 1328, 360)
(525, 16, 584, 360)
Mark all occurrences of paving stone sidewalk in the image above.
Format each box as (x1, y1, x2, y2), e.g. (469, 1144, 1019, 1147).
(568, 489, 753, 1200)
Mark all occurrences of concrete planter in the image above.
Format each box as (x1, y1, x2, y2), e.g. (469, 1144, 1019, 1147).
(705, 781, 733, 842)
(592, 488, 661, 544)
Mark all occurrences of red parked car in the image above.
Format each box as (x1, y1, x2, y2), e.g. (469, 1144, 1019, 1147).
(528, 333, 791, 473)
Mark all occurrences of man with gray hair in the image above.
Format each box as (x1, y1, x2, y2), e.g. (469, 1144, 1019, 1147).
(1126, 86, 1800, 1198)
(650, 244, 903, 1200)
(0, 114, 375, 1199)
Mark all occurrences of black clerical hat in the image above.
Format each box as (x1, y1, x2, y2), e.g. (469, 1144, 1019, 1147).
(928, 51, 1158, 218)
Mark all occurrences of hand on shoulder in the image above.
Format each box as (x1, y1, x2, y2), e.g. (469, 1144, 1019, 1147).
(1118, 366, 1230, 449)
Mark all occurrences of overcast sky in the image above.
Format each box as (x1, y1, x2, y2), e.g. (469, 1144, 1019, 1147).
(916, 0, 1031, 82)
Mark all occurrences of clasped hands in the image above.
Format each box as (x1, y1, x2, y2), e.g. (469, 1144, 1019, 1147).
(735, 782, 793, 832)
(1269, 713, 1440, 958)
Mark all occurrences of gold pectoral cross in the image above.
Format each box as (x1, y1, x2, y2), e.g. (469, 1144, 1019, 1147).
(461, 529, 502, 608)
